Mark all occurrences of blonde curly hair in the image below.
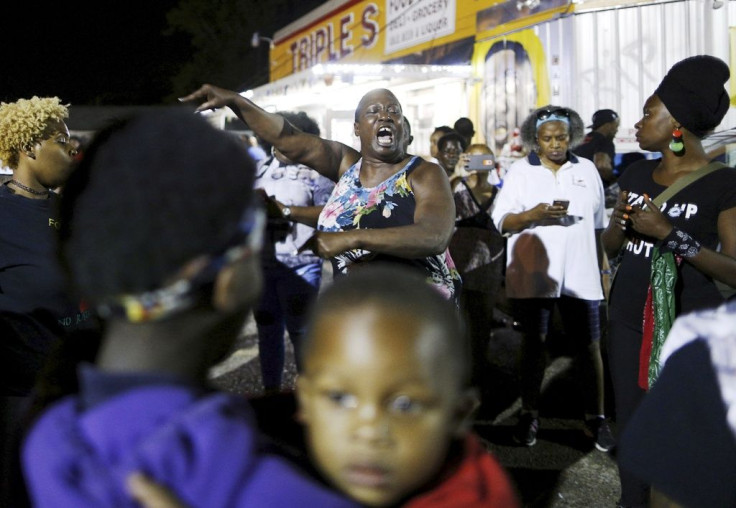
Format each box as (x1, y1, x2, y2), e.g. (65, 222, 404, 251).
(0, 96, 69, 169)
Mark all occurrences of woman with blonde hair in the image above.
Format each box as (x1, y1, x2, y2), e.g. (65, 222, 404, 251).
(0, 96, 87, 330)
(0, 96, 89, 507)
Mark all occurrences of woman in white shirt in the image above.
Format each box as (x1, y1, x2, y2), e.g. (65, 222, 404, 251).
(491, 106, 612, 452)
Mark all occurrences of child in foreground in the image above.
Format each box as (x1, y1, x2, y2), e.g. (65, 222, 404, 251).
(130, 264, 520, 507)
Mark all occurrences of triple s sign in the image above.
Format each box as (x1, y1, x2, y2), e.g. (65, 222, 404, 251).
(285, 0, 457, 75)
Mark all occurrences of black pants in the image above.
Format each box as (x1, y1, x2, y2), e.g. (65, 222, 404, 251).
(607, 317, 649, 507)
(511, 296, 602, 415)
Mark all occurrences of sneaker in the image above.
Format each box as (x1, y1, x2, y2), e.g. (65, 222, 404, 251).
(513, 413, 539, 446)
(585, 417, 615, 452)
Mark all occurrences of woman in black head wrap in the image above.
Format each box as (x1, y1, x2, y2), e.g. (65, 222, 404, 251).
(601, 55, 736, 507)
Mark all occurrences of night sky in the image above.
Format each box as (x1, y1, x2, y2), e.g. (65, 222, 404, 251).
(1, 2, 187, 105)
(1, 1, 324, 106)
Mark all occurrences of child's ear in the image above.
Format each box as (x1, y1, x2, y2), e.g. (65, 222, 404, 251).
(451, 387, 480, 438)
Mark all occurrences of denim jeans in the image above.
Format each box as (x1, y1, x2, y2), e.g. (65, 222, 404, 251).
(254, 261, 322, 390)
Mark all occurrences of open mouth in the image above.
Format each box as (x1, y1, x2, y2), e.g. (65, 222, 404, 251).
(377, 126, 394, 147)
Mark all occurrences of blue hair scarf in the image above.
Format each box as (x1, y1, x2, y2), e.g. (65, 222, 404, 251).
(536, 113, 570, 130)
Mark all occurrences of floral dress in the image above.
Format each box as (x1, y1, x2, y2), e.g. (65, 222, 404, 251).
(317, 156, 461, 301)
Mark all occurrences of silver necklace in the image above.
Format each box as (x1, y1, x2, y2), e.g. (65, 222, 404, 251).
(8, 180, 49, 196)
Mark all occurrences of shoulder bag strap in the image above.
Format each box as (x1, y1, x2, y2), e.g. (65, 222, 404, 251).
(652, 161, 727, 208)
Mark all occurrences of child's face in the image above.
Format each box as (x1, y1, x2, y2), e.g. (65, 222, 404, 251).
(297, 305, 472, 507)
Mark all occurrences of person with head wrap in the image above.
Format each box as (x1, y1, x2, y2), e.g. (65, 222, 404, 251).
(601, 55, 736, 508)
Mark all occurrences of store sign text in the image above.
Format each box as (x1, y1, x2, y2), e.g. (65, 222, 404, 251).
(385, 0, 456, 54)
(290, 3, 379, 73)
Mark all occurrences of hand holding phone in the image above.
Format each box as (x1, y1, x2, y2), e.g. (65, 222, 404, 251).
(467, 154, 496, 171)
(552, 199, 570, 211)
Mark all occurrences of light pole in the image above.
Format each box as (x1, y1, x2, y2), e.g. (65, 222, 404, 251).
(251, 32, 274, 49)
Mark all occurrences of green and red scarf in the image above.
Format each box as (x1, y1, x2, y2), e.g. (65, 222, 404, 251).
(639, 247, 682, 390)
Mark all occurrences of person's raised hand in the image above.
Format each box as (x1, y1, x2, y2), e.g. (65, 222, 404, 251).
(178, 84, 239, 113)
(127, 473, 189, 508)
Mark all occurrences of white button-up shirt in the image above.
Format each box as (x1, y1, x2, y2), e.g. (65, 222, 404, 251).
(491, 152, 605, 300)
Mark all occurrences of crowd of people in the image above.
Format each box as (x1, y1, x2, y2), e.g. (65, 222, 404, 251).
(1, 53, 735, 508)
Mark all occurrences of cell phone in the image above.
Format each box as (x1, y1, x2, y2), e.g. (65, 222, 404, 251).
(553, 199, 570, 210)
(467, 154, 496, 171)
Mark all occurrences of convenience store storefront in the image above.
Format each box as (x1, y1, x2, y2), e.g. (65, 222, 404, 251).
(231, 0, 734, 159)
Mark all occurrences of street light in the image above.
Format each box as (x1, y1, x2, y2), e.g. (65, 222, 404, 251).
(251, 32, 274, 49)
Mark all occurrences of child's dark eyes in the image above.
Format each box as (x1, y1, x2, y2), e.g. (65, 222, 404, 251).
(325, 390, 358, 409)
(388, 395, 423, 415)
(322, 390, 427, 415)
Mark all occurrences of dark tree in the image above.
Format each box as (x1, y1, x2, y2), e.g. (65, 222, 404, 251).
(164, 0, 325, 102)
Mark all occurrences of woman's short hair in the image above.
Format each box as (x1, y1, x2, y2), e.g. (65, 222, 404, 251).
(437, 131, 468, 153)
(0, 97, 69, 169)
(433, 125, 454, 136)
(59, 108, 256, 304)
(519, 105, 585, 153)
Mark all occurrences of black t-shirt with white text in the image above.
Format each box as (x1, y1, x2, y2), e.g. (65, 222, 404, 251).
(609, 159, 736, 330)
